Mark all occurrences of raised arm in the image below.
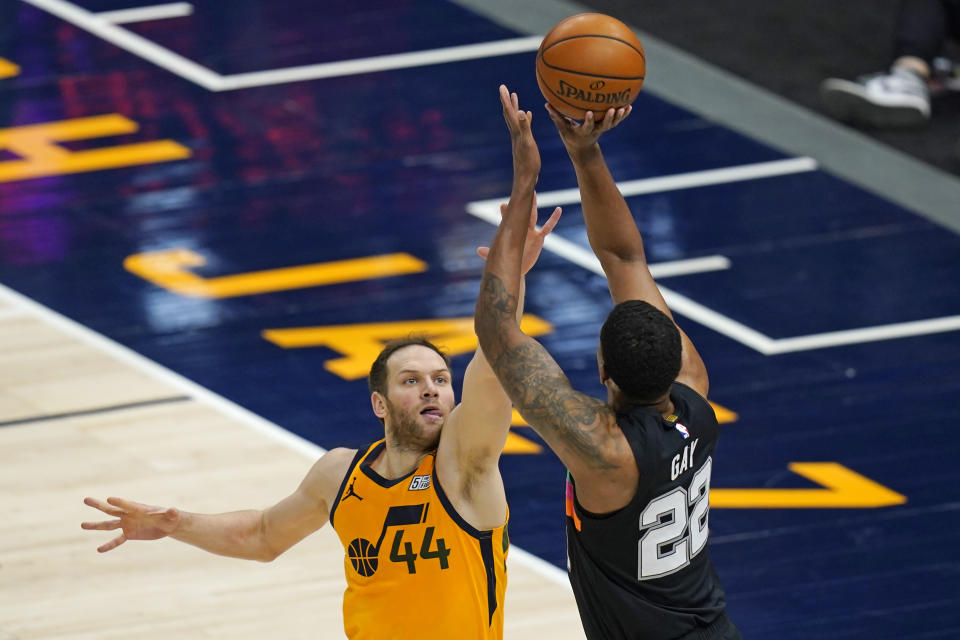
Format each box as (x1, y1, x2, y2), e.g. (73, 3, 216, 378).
(474, 86, 631, 492)
(437, 195, 560, 530)
(545, 104, 709, 397)
(81, 447, 355, 560)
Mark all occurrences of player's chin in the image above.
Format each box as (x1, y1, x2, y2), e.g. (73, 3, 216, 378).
(420, 419, 443, 448)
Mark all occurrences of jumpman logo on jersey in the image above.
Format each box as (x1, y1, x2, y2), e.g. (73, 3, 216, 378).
(342, 478, 363, 502)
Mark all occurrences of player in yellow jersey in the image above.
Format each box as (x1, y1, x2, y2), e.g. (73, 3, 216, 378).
(81, 189, 561, 637)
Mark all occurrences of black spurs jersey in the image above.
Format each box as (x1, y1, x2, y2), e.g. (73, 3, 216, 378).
(565, 382, 740, 640)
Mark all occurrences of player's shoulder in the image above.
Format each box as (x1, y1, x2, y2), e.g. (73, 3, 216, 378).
(304, 447, 364, 496)
(319, 446, 364, 476)
(671, 382, 719, 428)
(672, 380, 709, 406)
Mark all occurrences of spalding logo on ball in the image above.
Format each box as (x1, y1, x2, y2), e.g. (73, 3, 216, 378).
(536, 13, 646, 121)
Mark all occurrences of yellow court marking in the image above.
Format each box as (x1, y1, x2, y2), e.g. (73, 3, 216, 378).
(503, 431, 542, 454)
(0, 114, 190, 182)
(0, 58, 20, 79)
(263, 319, 553, 455)
(712, 463, 906, 508)
(263, 315, 553, 380)
(506, 410, 543, 454)
(709, 401, 737, 423)
(125, 248, 427, 298)
(510, 408, 905, 508)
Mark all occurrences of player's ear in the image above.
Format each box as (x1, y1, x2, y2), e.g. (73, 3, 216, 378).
(599, 365, 613, 387)
(596, 347, 608, 384)
(371, 392, 388, 419)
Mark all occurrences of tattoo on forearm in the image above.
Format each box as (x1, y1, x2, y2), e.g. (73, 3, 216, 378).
(476, 273, 516, 360)
(476, 274, 616, 470)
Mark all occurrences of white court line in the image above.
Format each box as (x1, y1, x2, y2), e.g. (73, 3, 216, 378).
(467, 157, 822, 282)
(0, 281, 572, 587)
(527, 157, 818, 208)
(467, 157, 818, 213)
(467, 199, 732, 280)
(467, 157, 960, 353)
(768, 315, 960, 353)
(95, 2, 193, 25)
(23, 0, 542, 91)
(24, 0, 222, 90)
(658, 287, 776, 353)
(217, 36, 544, 90)
(0, 283, 321, 457)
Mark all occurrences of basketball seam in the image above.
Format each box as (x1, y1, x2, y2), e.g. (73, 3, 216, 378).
(537, 60, 646, 81)
(541, 33, 645, 59)
(537, 68, 633, 113)
(537, 44, 645, 81)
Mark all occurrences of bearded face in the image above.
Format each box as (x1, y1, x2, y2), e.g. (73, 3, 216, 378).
(371, 345, 455, 453)
(382, 395, 443, 453)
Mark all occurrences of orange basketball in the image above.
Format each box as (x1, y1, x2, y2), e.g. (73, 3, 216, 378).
(536, 13, 646, 121)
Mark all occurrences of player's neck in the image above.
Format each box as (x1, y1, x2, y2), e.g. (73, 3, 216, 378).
(611, 392, 674, 417)
(371, 444, 428, 480)
(652, 395, 675, 418)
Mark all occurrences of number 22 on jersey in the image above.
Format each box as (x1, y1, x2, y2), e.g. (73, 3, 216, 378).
(638, 457, 712, 580)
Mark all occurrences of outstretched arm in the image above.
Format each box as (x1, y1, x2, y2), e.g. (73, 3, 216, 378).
(545, 103, 709, 396)
(475, 86, 630, 488)
(438, 195, 560, 530)
(81, 447, 355, 560)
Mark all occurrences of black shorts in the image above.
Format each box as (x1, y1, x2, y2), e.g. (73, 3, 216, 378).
(681, 612, 742, 640)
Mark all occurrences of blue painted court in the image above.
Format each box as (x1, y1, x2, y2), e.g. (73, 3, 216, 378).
(2, 1, 960, 637)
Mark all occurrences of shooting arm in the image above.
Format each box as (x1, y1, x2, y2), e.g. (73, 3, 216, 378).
(567, 141, 709, 396)
(473, 87, 626, 481)
(476, 268, 623, 477)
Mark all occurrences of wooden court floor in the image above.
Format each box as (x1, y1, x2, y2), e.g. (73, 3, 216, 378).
(0, 289, 585, 639)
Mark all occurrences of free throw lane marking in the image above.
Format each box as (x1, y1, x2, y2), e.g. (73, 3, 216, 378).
(95, 2, 193, 24)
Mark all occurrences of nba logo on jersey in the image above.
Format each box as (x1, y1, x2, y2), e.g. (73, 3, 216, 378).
(675, 423, 690, 439)
(409, 475, 431, 491)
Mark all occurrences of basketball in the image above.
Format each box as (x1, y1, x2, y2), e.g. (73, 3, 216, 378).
(536, 13, 646, 121)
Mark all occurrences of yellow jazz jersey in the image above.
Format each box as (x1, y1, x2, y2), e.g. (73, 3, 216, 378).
(330, 440, 509, 640)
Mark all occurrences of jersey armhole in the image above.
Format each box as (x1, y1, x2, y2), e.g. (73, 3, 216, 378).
(672, 381, 710, 409)
(568, 472, 634, 521)
(328, 444, 372, 528)
(430, 466, 501, 540)
(672, 381, 719, 427)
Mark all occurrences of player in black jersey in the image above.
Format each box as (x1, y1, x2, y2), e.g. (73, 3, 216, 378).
(476, 85, 741, 640)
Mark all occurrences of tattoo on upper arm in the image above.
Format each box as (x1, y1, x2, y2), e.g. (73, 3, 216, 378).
(477, 274, 616, 470)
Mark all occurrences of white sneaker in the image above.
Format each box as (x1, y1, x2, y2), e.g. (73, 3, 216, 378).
(820, 68, 931, 128)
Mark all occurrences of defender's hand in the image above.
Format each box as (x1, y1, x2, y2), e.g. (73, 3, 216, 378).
(81, 496, 181, 553)
(477, 193, 562, 275)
